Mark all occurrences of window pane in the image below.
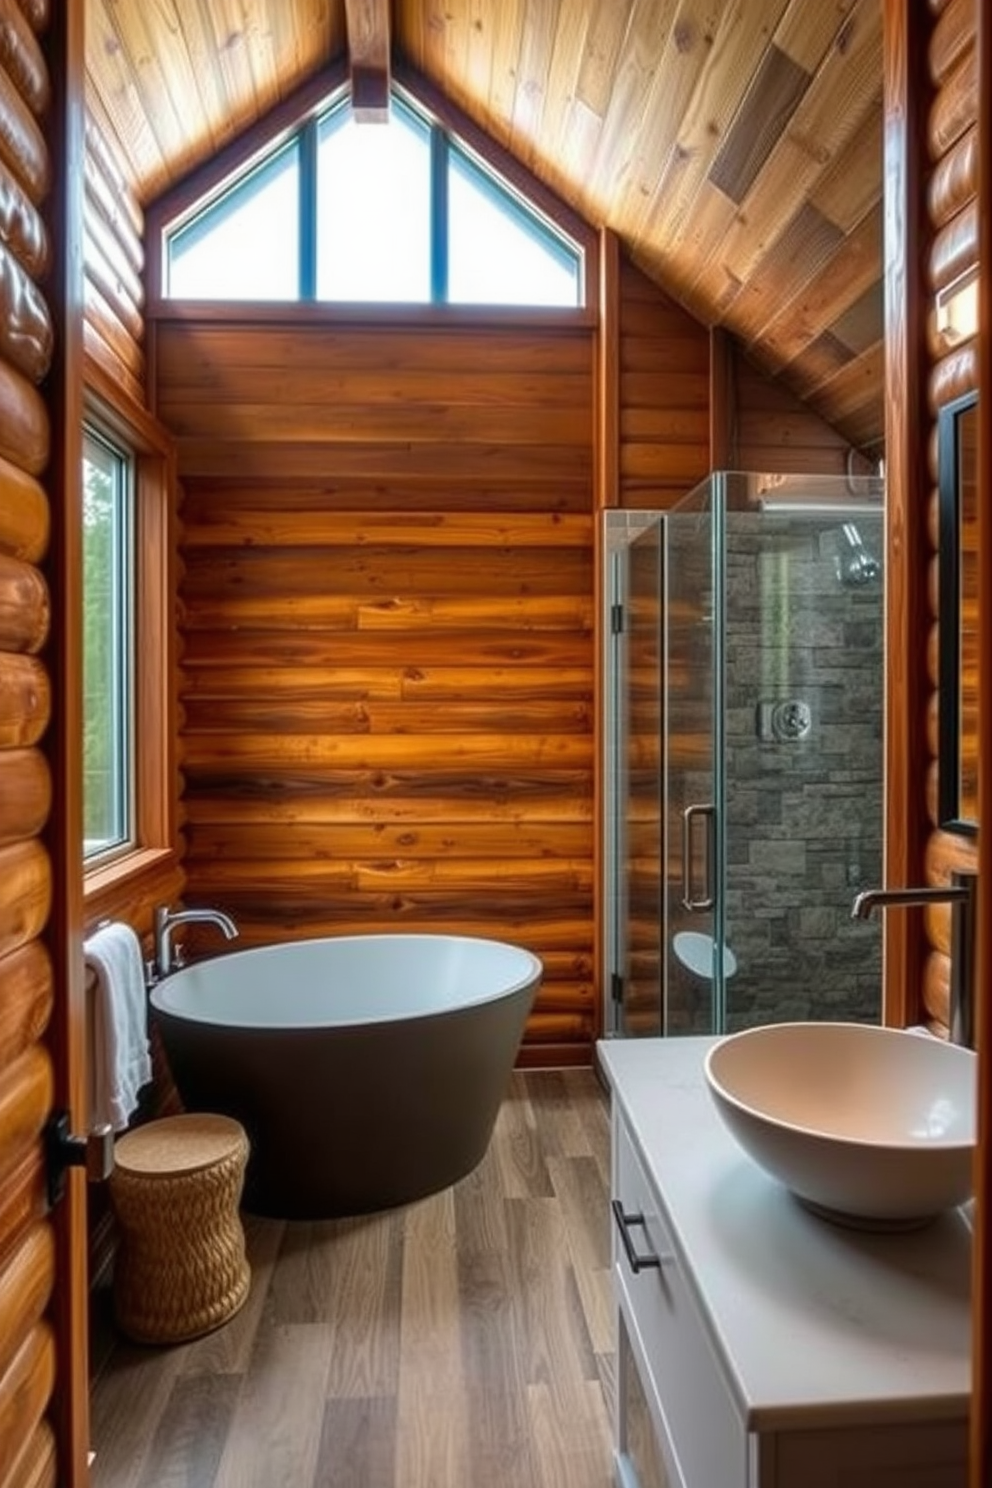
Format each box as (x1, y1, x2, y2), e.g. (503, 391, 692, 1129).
(448, 147, 581, 307)
(167, 142, 300, 300)
(316, 101, 431, 301)
(83, 430, 132, 860)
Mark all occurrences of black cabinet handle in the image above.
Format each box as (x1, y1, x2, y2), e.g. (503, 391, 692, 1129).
(612, 1198, 670, 1273)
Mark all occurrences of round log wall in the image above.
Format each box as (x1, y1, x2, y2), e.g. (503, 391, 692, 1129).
(0, 4, 59, 1484)
(924, 0, 979, 1034)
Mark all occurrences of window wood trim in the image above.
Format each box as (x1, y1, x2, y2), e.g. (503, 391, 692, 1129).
(82, 354, 177, 903)
(145, 298, 598, 331)
(144, 60, 598, 315)
(144, 60, 350, 300)
(393, 61, 599, 285)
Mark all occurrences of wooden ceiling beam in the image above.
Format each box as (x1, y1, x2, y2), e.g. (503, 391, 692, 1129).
(345, 0, 391, 121)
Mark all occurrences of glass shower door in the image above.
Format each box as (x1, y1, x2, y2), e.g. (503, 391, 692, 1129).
(619, 520, 664, 1035)
(613, 471, 885, 1043)
(720, 493, 885, 1030)
(664, 479, 724, 1035)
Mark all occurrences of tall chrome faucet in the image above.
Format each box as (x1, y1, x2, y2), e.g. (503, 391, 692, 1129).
(851, 872, 977, 1047)
(152, 904, 239, 980)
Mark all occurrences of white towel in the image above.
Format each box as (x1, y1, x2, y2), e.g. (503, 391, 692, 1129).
(84, 921, 152, 1132)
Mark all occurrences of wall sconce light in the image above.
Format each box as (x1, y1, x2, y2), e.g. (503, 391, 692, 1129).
(936, 266, 979, 345)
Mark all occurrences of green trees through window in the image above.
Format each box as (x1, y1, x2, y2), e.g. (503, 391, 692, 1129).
(82, 427, 133, 860)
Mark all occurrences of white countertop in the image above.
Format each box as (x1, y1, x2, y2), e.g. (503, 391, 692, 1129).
(599, 1036, 972, 1432)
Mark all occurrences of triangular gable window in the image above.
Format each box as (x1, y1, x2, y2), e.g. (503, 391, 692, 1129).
(169, 141, 300, 300)
(163, 91, 583, 308)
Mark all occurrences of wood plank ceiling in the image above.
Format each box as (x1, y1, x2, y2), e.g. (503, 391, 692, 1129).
(84, 0, 884, 454)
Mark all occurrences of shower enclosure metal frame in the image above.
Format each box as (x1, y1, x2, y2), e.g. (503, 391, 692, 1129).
(603, 470, 885, 1041)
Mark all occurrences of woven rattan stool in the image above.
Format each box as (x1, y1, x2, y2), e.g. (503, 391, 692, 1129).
(109, 1113, 251, 1344)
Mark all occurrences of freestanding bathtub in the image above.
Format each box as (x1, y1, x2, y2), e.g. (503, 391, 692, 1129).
(149, 934, 541, 1219)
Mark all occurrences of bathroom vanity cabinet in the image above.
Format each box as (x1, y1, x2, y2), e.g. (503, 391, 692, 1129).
(598, 1038, 971, 1488)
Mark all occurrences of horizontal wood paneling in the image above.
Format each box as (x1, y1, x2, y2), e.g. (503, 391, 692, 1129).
(927, 125, 977, 227)
(181, 637, 593, 687)
(0, 1323, 55, 1485)
(928, 40, 976, 159)
(157, 316, 597, 1059)
(0, 653, 49, 747)
(0, 750, 49, 849)
(0, 1223, 53, 1382)
(3, 1420, 56, 1488)
(0, 1046, 52, 1185)
(87, 2, 887, 451)
(930, 0, 975, 85)
(0, 553, 48, 651)
(0, 239, 52, 384)
(0, 1144, 44, 1266)
(617, 257, 709, 509)
(0, 457, 47, 563)
(0, 359, 48, 474)
(81, 105, 144, 406)
(730, 346, 873, 475)
(0, 942, 52, 1078)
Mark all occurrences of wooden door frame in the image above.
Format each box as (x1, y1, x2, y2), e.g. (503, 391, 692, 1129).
(881, 0, 932, 1029)
(884, 3, 986, 1480)
(42, 4, 90, 1483)
(973, 6, 990, 1480)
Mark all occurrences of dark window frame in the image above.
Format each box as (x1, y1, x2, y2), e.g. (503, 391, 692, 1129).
(161, 85, 585, 308)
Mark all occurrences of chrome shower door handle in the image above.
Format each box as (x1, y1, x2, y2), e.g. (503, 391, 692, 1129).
(681, 803, 715, 911)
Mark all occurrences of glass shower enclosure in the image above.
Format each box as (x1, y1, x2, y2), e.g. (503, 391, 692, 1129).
(605, 470, 885, 1038)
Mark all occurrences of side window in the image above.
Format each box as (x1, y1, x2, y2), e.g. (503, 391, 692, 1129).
(82, 425, 134, 862)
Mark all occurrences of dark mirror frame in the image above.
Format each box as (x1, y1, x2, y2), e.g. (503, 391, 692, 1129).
(938, 389, 978, 835)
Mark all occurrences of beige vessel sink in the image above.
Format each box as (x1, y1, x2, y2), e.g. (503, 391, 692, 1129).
(704, 1022, 976, 1229)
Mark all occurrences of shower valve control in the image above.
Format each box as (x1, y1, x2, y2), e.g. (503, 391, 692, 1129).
(758, 699, 812, 742)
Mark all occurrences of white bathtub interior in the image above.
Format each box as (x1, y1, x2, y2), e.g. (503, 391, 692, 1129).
(150, 933, 542, 1028)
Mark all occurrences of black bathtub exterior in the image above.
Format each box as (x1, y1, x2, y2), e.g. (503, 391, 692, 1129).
(152, 943, 540, 1219)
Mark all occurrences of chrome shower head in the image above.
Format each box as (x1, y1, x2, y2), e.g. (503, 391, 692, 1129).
(837, 523, 881, 587)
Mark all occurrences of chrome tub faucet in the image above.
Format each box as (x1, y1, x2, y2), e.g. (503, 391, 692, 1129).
(851, 873, 976, 1048)
(152, 904, 239, 981)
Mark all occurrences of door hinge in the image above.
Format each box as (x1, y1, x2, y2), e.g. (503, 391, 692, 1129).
(611, 602, 624, 635)
(611, 971, 624, 1005)
(44, 1111, 114, 1209)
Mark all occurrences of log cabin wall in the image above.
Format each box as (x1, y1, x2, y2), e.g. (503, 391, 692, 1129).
(921, 0, 978, 1035)
(158, 261, 858, 1065)
(152, 313, 599, 1065)
(80, 89, 184, 1278)
(617, 256, 710, 511)
(80, 88, 184, 948)
(615, 251, 868, 510)
(0, 4, 61, 1482)
(82, 97, 145, 409)
(728, 343, 880, 476)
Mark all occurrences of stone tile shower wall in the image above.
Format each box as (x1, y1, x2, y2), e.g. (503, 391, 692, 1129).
(722, 513, 884, 1028)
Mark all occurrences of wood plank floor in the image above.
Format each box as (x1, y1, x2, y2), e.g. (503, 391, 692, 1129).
(88, 1069, 616, 1488)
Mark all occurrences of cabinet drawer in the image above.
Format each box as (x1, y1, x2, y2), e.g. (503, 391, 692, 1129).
(614, 1114, 747, 1488)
